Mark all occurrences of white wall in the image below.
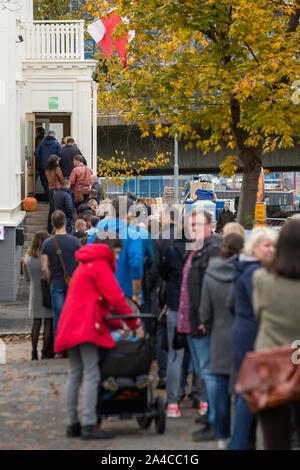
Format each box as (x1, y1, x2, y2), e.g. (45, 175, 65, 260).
(18, 0, 33, 22)
(0, 10, 22, 222)
(22, 61, 96, 166)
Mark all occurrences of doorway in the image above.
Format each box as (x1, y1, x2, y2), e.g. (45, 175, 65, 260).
(35, 114, 71, 145)
(33, 114, 71, 197)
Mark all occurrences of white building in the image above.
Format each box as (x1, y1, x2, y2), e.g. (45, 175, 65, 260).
(0, 0, 97, 301)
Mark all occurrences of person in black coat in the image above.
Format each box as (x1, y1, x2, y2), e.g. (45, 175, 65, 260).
(35, 131, 62, 201)
(215, 201, 235, 233)
(52, 180, 74, 233)
(89, 175, 104, 203)
(59, 138, 87, 178)
(160, 235, 189, 417)
(147, 213, 177, 390)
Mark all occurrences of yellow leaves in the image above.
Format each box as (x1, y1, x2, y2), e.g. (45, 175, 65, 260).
(238, 79, 252, 98)
(220, 156, 239, 178)
(214, 144, 222, 153)
(154, 123, 163, 138)
(97, 151, 170, 187)
(227, 140, 235, 150)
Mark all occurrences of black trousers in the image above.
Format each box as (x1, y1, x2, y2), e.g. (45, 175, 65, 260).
(259, 402, 300, 450)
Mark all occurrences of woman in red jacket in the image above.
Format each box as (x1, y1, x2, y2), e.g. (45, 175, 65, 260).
(54, 235, 140, 440)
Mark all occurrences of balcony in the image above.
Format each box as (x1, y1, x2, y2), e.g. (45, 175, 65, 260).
(23, 20, 85, 61)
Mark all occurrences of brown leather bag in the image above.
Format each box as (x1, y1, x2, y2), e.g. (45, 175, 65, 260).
(235, 344, 300, 413)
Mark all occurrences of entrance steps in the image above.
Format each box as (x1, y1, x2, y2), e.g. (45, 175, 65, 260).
(16, 203, 49, 302)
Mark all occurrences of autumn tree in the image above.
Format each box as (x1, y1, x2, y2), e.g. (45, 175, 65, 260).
(90, 0, 300, 227)
(33, 0, 72, 19)
(32, 0, 170, 185)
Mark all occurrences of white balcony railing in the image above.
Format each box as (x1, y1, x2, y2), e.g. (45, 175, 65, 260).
(23, 20, 85, 61)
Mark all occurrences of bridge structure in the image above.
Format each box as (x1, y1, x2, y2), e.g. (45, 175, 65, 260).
(97, 120, 300, 174)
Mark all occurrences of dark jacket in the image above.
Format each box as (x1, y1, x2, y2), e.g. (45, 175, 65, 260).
(215, 209, 235, 233)
(35, 136, 61, 171)
(161, 238, 186, 311)
(148, 223, 176, 293)
(52, 188, 73, 220)
(77, 203, 95, 218)
(231, 256, 261, 372)
(72, 230, 86, 240)
(186, 234, 222, 337)
(91, 182, 104, 203)
(59, 145, 87, 177)
(199, 255, 236, 375)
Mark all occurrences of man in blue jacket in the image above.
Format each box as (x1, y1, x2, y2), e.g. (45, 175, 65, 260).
(35, 130, 61, 200)
(88, 197, 144, 306)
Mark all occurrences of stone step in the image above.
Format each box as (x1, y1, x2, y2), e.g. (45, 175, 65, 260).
(25, 213, 49, 220)
(25, 205, 49, 213)
(24, 225, 48, 233)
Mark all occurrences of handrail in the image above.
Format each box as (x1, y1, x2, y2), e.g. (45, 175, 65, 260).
(23, 20, 85, 61)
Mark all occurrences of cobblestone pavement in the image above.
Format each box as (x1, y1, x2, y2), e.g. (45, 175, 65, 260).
(0, 339, 225, 451)
(0, 304, 265, 451)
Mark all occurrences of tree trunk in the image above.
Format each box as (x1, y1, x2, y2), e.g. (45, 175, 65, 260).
(237, 150, 262, 229)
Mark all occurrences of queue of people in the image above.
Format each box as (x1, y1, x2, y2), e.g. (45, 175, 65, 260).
(23, 182, 300, 447)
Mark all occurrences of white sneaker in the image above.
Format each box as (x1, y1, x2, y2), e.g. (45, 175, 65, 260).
(218, 438, 229, 450)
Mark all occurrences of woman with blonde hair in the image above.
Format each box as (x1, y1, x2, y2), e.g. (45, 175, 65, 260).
(222, 222, 245, 239)
(24, 231, 53, 360)
(229, 226, 278, 450)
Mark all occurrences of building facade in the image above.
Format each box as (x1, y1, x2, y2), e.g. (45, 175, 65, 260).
(0, 0, 97, 301)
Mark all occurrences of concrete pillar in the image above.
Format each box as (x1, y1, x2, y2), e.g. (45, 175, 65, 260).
(76, 77, 93, 167)
(0, 10, 19, 219)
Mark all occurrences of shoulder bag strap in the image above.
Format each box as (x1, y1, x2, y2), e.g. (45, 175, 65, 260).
(52, 235, 69, 280)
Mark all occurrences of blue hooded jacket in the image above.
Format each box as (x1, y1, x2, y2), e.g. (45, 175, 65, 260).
(35, 136, 62, 170)
(231, 255, 262, 372)
(88, 218, 144, 298)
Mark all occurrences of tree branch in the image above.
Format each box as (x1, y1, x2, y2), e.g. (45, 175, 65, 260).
(286, 7, 300, 33)
(244, 41, 259, 64)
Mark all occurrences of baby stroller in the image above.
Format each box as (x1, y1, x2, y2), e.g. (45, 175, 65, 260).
(97, 311, 166, 434)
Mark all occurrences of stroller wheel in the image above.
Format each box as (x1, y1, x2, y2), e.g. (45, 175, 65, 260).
(154, 396, 166, 434)
(137, 416, 152, 430)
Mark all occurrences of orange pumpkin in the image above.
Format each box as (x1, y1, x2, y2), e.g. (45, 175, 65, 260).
(23, 197, 37, 212)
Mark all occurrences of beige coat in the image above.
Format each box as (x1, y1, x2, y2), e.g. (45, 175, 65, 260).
(253, 268, 300, 351)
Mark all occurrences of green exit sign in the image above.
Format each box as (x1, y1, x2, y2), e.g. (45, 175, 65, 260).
(48, 96, 58, 110)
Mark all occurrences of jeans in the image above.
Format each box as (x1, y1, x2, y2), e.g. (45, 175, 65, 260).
(166, 309, 185, 403)
(50, 284, 68, 337)
(187, 334, 215, 425)
(67, 343, 100, 426)
(211, 373, 231, 439)
(66, 217, 73, 234)
(156, 326, 168, 379)
(229, 394, 253, 450)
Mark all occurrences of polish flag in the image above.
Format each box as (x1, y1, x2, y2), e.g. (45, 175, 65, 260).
(87, 11, 129, 63)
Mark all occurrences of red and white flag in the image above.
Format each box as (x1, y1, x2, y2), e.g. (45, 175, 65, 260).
(87, 10, 129, 64)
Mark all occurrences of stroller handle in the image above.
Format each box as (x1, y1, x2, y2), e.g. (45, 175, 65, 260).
(104, 313, 157, 322)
